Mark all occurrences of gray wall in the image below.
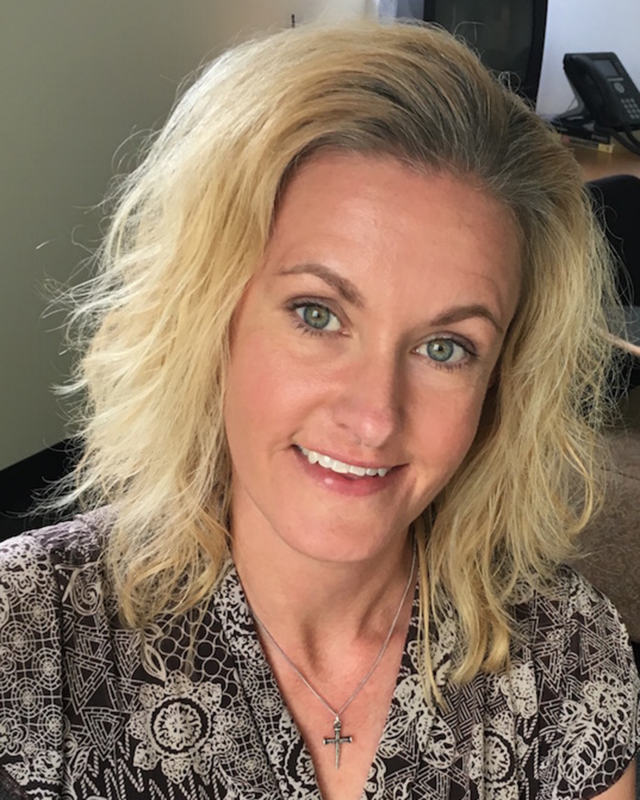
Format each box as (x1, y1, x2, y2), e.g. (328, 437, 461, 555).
(0, 1, 369, 472)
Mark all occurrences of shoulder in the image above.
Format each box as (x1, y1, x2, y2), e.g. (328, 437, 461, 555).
(0, 510, 129, 793)
(511, 567, 640, 798)
(0, 509, 111, 583)
(512, 565, 634, 659)
(0, 508, 111, 566)
(511, 566, 639, 711)
(0, 509, 115, 629)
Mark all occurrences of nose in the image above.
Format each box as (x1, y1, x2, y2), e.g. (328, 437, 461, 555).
(330, 347, 404, 450)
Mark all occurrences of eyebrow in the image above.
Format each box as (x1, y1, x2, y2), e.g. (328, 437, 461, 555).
(431, 304, 505, 335)
(276, 262, 505, 335)
(276, 263, 365, 307)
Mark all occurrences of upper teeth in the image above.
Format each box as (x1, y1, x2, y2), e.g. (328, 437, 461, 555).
(299, 446, 389, 477)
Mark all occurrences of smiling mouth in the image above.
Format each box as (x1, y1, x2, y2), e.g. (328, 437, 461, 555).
(297, 446, 390, 477)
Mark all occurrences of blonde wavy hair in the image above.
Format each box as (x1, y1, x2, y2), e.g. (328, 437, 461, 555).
(65, 20, 628, 695)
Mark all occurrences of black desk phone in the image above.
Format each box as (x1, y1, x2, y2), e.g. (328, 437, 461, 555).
(563, 52, 640, 131)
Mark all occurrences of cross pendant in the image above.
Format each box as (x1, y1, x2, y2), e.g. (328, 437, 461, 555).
(322, 716, 353, 769)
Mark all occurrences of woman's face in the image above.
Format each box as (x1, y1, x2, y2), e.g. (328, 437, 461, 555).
(224, 153, 521, 565)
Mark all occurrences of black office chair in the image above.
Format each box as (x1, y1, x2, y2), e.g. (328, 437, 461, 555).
(587, 174, 640, 390)
(587, 175, 640, 301)
(0, 439, 79, 542)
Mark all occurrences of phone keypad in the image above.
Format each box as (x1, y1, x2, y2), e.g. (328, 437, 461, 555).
(621, 97, 640, 118)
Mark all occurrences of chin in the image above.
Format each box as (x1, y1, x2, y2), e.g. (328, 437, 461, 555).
(274, 517, 409, 566)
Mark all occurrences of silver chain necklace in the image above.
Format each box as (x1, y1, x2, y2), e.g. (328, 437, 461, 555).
(249, 546, 417, 770)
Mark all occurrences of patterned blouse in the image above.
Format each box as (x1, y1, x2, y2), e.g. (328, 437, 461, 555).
(0, 513, 638, 799)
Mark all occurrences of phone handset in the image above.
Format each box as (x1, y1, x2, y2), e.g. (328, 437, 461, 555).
(563, 52, 640, 155)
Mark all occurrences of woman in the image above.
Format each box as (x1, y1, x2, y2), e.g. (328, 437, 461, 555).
(0, 20, 638, 800)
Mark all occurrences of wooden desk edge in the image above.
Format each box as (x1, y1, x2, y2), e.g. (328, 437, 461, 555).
(568, 144, 640, 181)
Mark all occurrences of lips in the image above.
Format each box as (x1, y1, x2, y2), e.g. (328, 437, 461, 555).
(297, 446, 390, 477)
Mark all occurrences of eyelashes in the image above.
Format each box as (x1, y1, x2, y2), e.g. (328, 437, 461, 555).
(292, 301, 341, 334)
(413, 338, 475, 368)
(286, 299, 478, 371)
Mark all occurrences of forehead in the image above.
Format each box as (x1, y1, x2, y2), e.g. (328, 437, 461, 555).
(263, 153, 521, 319)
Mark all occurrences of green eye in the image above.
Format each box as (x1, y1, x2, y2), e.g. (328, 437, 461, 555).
(295, 304, 340, 331)
(422, 338, 467, 364)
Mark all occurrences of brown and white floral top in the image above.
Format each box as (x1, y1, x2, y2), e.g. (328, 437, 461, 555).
(0, 513, 638, 799)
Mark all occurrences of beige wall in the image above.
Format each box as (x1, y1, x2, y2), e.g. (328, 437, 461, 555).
(0, 0, 369, 471)
(208, 0, 370, 44)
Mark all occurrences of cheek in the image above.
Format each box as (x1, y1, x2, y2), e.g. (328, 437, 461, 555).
(224, 327, 319, 441)
(414, 388, 487, 471)
(224, 335, 277, 440)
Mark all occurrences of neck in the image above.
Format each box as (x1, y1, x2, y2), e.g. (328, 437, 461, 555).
(231, 524, 414, 655)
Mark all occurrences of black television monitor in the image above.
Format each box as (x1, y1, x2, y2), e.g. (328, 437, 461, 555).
(394, 0, 548, 106)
